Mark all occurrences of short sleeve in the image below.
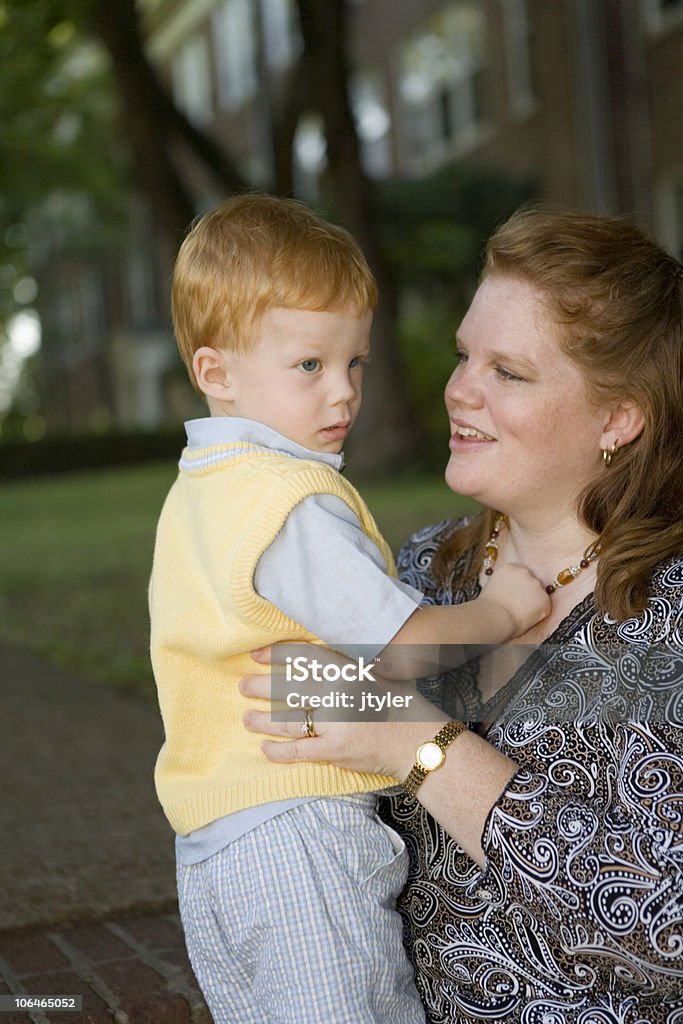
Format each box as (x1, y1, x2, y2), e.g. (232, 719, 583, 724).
(254, 494, 423, 658)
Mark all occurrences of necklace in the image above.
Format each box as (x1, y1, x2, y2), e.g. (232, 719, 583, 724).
(483, 514, 598, 595)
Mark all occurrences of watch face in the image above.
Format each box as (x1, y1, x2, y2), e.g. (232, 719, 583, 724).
(417, 741, 445, 771)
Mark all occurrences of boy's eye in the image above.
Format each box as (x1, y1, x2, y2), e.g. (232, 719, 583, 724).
(298, 359, 321, 373)
(349, 356, 363, 369)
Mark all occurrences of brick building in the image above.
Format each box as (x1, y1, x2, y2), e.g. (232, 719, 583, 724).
(142, 0, 683, 251)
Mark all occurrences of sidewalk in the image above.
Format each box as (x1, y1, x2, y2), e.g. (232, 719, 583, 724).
(0, 914, 209, 1024)
(0, 646, 210, 1022)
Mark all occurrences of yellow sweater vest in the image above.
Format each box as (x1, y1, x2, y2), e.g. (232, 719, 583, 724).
(150, 443, 399, 835)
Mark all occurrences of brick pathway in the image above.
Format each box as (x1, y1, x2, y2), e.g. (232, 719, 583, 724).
(0, 649, 212, 1020)
(0, 913, 211, 1024)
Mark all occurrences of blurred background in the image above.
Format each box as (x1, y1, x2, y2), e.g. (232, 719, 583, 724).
(2, 0, 682, 469)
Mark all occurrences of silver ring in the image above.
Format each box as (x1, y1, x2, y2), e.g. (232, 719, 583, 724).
(300, 707, 316, 738)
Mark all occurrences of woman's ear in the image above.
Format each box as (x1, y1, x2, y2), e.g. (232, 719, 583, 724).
(192, 346, 234, 402)
(600, 401, 645, 452)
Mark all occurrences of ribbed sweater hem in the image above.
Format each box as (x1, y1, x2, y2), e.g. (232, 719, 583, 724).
(164, 768, 398, 836)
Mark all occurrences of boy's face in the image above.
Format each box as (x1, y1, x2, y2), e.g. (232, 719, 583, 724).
(213, 306, 372, 453)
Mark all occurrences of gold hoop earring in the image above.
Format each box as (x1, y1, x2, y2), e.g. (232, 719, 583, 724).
(602, 438, 619, 466)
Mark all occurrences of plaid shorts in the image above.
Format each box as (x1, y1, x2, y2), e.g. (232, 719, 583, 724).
(177, 795, 426, 1023)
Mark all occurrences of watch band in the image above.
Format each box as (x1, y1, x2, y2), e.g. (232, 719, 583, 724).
(402, 719, 467, 798)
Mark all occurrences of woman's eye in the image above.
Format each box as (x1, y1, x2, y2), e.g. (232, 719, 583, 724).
(496, 365, 523, 382)
(455, 349, 468, 365)
(298, 359, 320, 373)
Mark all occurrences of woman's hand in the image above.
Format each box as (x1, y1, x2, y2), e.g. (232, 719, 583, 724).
(242, 645, 519, 868)
(240, 645, 448, 780)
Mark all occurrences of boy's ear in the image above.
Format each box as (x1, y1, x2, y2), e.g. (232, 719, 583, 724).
(600, 400, 645, 452)
(192, 346, 234, 401)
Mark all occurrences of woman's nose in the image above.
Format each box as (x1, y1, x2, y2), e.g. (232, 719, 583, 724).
(444, 364, 483, 409)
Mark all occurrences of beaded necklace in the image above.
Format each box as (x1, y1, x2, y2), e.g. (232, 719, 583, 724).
(482, 514, 598, 595)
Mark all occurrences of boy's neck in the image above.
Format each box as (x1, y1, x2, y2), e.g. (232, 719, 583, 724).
(206, 397, 232, 417)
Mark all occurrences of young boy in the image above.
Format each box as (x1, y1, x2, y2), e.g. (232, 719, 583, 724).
(149, 194, 549, 1023)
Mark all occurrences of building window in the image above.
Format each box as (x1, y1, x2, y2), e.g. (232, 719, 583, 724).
(500, 0, 535, 117)
(213, 0, 257, 109)
(261, 0, 302, 70)
(172, 32, 213, 126)
(398, 2, 487, 170)
(293, 113, 327, 202)
(351, 71, 392, 178)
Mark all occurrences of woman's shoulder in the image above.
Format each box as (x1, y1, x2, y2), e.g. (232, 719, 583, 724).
(396, 516, 479, 605)
(651, 551, 683, 594)
(589, 551, 683, 647)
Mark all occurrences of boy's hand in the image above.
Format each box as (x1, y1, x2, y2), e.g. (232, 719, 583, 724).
(480, 563, 550, 637)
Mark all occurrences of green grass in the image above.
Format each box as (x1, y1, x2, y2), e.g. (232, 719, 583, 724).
(0, 462, 478, 698)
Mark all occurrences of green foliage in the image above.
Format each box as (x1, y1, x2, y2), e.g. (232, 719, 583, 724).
(0, 0, 128, 326)
(377, 161, 536, 304)
(377, 161, 536, 465)
(378, 161, 536, 236)
(0, 0, 121, 210)
(397, 305, 461, 470)
(0, 426, 186, 479)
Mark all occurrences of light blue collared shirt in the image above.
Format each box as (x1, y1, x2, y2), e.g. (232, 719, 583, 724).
(176, 416, 423, 864)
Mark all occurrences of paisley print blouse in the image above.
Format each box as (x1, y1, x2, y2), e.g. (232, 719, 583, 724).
(380, 519, 683, 1024)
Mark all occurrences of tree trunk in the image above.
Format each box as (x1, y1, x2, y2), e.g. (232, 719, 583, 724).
(89, 0, 248, 243)
(295, 0, 416, 473)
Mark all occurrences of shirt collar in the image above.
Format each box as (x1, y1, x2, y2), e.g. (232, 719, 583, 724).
(184, 416, 345, 472)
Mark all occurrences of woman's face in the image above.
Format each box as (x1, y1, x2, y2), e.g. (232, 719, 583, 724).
(444, 274, 609, 525)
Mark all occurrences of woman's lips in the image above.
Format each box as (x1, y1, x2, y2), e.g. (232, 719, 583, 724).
(449, 423, 495, 451)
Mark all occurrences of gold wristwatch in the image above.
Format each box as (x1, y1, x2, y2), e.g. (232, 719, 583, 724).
(402, 720, 467, 798)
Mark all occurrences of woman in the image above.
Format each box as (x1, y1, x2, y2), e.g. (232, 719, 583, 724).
(242, 208, 683, 1022)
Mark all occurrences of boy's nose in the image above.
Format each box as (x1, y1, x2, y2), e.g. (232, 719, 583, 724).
(330, 372, 357, 405)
